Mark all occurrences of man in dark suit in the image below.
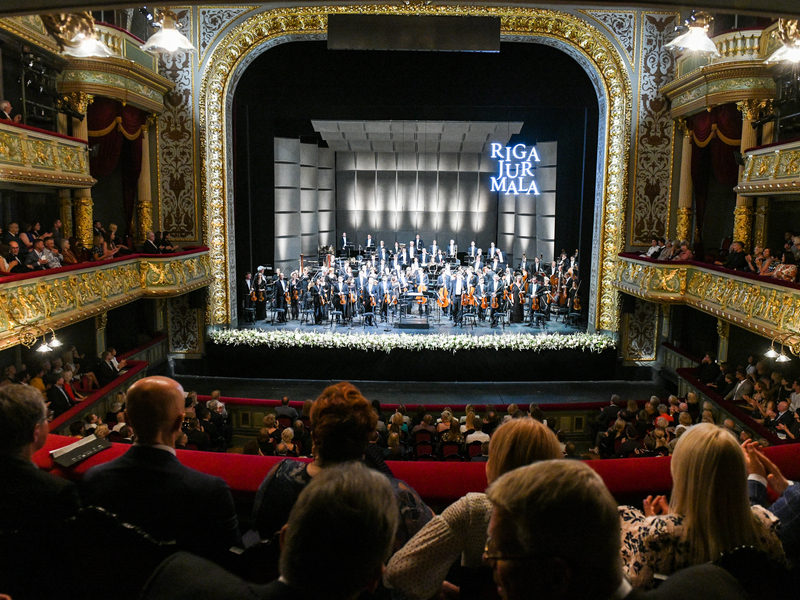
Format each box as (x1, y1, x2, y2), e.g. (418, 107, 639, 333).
(80, 376, 241, 560)
(46, 373, 75, 417)
(143, 230, 161, 254)
(468, 241, 478, 258)
(715, 240, 749, 271)
(364, 234, 375, 250)
(377, 241, 388, 262)
(765, 401, 794, 431)
(97, 350, 119, 387)
(140, 463, 397, 600)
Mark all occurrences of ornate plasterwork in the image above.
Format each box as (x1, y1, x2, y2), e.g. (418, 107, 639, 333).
(158, 8, 198, 242)
(198, 6, 257, 62)
(0, 122, 94, 188)
(580, 10, 635, 62)
(622, 298, 659, 361)
(168, 294, 203, 354)
(737, 139, 800, 195)
(614, 255, 800, 345)
(200, 5, 632, 333)
(0, 250, 211, 352)
(0, 15, 60, 54)
(630, 12, 679, 247)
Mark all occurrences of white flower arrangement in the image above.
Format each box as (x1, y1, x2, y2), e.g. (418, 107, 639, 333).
(209, 329, 616, 355)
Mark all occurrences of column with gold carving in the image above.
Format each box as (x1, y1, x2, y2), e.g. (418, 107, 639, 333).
(67, 93, 95, 247)
(58, 189, 73, 238)
(136, 117, 154, 244)
(733, 100, 764, 251)
(716, 318, 730, 363)
(753, 101, 774, 251)
(675, 119, 693, 243)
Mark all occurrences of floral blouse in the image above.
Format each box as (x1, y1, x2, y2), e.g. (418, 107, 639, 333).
(619, 504, 783, 589)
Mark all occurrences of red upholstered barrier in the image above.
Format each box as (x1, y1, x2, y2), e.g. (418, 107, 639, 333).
(34, 434, 800, 507)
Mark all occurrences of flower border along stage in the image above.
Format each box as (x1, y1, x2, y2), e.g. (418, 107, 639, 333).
(209, 330, 616, 355)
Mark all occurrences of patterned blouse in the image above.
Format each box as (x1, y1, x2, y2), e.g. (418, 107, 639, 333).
(619, 504, 783, 589)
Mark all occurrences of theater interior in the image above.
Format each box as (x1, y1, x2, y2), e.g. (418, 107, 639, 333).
(1, 0, 800, 597)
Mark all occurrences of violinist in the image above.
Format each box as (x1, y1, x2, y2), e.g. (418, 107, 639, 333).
(363, 276, 378, 325)
(377, 241, 389, 263)
(242, 272, 254, 314)
(437, 265, 452, 316)
(274, 272, 289, 322)
(290, 270, 301, 320)
(475, 276, 489, 321)
(510, 276, 524, 323)
(312, 278, 328, 324)
(489, 273, 504, 326)
(474, 249, 484, 272)
(254, 266, 268, 321)
(379, 275, 393, 322)
(415, 269, 429, 316)
(333, 276, 349, 322)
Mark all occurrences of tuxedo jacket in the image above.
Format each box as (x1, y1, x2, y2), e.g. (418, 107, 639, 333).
(80, 445, 241, 559)
(143, 240, 161, 254)
(47, 384, 75, 417)
(377, 247, 389, 261)
(364, 238, 375, 248)
(447, 244, 458, 256)
(468, 246, 478, 257)
(97, 360, 119, 387)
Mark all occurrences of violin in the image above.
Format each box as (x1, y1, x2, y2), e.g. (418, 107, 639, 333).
(339, 290, 348, 305)
(350, 290, 357, 304)
(480, 293, 489, 310)
(285, 288, 291, 305)
(572, 280, 583, 311)
(417, 282, 428, 305)
(558, 285, 568, 306)
(258, 289, 265, 302)
(250, 287, 257, 302)
(531, 295, 540, 311)
(318, 286, 327, 305)
(491, 293, 499, 310)
(437, 286, 450, 308)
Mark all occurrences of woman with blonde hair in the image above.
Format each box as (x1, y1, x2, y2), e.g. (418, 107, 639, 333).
(385, 418, 562, 600)
(620, 423, 783, 589)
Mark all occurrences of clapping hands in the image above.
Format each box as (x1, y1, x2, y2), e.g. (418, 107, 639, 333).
(643, 495, 669, 516)
(742, 440, 791, 495)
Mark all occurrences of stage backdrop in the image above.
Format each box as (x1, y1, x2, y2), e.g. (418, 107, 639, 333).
(274, 139, 336, 273)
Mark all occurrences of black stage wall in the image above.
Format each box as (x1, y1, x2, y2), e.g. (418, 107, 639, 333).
(234, 41, 599, 281)
(205, 342, 616, 382)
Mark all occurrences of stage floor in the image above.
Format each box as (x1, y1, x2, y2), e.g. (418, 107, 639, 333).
(240, 310, 583, 336)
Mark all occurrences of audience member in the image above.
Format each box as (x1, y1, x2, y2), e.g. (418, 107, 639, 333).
(141, 463, 398, 600)
(619, 424, 783, 589)
(80, 376, 241, 560)
(274, 395, 299, 421)
(251, 381, 431, 553)
(385, 418, 561, 600)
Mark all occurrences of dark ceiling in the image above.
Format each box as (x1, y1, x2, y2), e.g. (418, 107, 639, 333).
(1, 1, 798, 19)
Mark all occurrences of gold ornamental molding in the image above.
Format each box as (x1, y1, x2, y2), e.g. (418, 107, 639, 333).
(736, 138, 800, 195)
(0, 250, 211, 352)
(614, 254, 800, 346)
(58, 56, 175, 115)
(660, 60, 776, 119)
(0, 15, 61, 56)
(199, 5, 632, 333)
(0, 121, 95, 188)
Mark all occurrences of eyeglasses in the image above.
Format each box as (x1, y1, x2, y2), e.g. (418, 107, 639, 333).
(482, 537, 541, 566)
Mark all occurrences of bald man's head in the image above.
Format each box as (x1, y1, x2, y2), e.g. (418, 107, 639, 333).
(124, 376, 185, 445)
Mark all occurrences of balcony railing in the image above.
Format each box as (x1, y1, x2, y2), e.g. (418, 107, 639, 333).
(614, 253, 800, 345)
(0, 248, 211, 351)
(735, 137, 800, 196)
(0, 121, 94, 188)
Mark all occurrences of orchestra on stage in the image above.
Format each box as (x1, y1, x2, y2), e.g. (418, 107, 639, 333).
(241, 235, 582, 328)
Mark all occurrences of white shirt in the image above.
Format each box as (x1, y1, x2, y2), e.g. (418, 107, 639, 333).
(790, 392, 800, 412)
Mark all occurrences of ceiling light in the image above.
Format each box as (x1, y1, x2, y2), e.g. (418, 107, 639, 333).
(141, 10, 196, 54)
(665, 11, 720, 58)
(776, 353, 791, 363)
(767, 19, 800, 63)
(765, 347, 779, 359)
(62, 32, 115, 58)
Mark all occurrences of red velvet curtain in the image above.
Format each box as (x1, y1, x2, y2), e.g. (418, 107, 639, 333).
(87, 98, 147, 234)
(690, 104, 742, 247)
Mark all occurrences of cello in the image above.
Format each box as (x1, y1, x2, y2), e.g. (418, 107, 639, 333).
(437, 286, 450, 308)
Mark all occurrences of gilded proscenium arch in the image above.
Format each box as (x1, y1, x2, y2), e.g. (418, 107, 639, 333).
(199, 5, 632, 332)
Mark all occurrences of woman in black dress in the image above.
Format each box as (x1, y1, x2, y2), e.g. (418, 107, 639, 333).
(510, 275, 524, 323)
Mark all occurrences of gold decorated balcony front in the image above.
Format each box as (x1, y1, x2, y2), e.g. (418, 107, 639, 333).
(735, 138, 800, 196)
(614, 254, 800, 343)
(0, 122, 94, 188)
(0, 248, 211, 351)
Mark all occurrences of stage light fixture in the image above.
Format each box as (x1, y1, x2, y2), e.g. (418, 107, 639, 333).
(141, 9, 197, 54)
(665, 11, 720, 58)
(767, 19, 800, 63)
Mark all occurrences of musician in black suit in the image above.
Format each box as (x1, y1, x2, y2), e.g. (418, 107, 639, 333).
(254, 267, 268, 320)
(408, 241, 417, 260)
(364, 234, 375, 250)
(311, 279, 327, 324)
(487, 242, 497, 259)
(241, 272, 254, 313)
(434, 250, 445, 265)
(377, 242, 388, 262)
(449, 271, 466, 325)
(143, 230, 161, 254)
(489, 273, 504, 326)
(519, 253, 529, 272)
(379, 276, 393, 321)
(429, 240, 439, 257)
(80, 377, 241, 561)
(274, 273, 289, 322)
(467, 241, 478, 258)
